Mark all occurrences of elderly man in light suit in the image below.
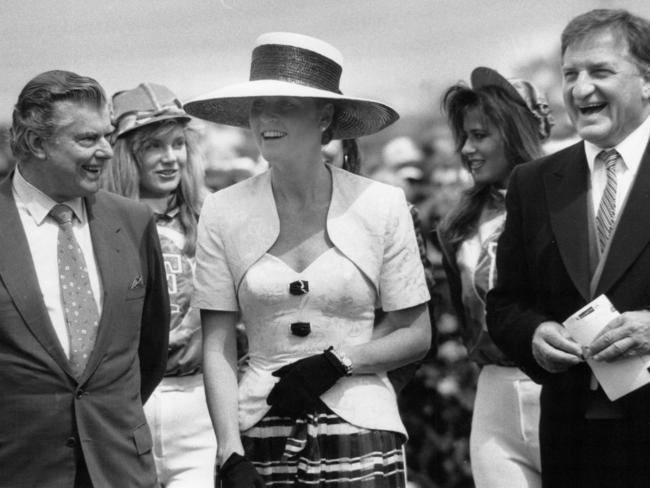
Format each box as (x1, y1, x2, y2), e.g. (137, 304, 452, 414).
(0, 70, 169, 487)
(487, 8, 650, 488)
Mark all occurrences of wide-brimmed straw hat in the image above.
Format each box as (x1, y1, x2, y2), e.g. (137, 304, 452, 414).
(183, 32, 399, 139)
(112, 82, 191, 139)
(470, 67, 554, 140)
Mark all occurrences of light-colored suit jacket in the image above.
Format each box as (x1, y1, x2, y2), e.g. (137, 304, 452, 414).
(193, 165, 430, 435)
(193, 164, 430, 313)
(0, 175, 169, 487)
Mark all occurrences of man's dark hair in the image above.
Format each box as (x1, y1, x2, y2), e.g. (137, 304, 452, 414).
(10, 70, 106, 160)
(561, 9, 650, 69)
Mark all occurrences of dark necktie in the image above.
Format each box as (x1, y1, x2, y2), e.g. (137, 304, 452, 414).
(595, 149, 619, 253)
(49, 204, 100, 377)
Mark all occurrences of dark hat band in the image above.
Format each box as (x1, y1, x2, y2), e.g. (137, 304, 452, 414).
(250, 44, 342, 93)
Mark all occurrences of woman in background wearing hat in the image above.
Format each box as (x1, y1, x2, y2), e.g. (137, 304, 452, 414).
(102, 83, 215, 487)
(437, 68, 553, 487)
(188, 32, 431, 487)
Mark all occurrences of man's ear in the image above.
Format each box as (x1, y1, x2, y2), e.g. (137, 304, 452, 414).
(25, 130, 47, 160)
(641, 65, 650, 99)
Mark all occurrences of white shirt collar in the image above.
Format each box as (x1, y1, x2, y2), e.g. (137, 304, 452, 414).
(12, 166, 86, 225)
(585, 114, 650, 174)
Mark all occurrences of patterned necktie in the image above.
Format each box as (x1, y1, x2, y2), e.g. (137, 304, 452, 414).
(595, 149, 619, 253)
(50, 204, 100, 377)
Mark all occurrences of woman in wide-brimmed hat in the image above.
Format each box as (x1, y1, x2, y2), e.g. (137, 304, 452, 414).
(437, 67, 553, 488)
(102, 83, 214, 487)
(189, 32, 431, 487)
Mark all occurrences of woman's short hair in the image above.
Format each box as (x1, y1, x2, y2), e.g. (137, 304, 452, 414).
(561, 9, 650, 69)
(10, 70, 106, 160)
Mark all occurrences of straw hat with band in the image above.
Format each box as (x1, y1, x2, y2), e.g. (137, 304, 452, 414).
(470, 66, 554, 140)
(112, 82, 191, 140)
(183, 32, 399, 140)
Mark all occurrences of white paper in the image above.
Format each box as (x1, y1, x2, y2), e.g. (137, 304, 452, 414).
(563, 294, 650, 401)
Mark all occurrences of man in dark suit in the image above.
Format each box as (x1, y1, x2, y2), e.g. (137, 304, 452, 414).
(0, 70, 169, 487)
(487, 9, 650, 488)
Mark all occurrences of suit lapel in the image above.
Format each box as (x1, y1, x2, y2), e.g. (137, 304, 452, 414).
(0, 176, 73, 375)
(545, 143, 592, 302)
(596, 140, 650, 295)
(77, 194, 126, 384)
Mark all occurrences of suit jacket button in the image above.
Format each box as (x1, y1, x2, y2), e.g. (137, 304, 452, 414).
(66, 437, 76, 448)
(75, 389, 85, 399)
(290, 322, 311, 337)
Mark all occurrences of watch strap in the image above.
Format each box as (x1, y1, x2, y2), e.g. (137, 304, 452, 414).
(325, 346, 353, 376)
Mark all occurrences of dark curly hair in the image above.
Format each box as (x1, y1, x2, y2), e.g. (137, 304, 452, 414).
(438, 82, 546, 249)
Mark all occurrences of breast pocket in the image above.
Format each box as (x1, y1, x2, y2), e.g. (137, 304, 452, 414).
(125, 287, 146, 301)
(117, 287, 147, 343)
(124, 270, 146, 301)
(132, 422, 153, 455)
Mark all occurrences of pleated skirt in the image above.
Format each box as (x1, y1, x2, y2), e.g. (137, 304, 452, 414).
(242, 406, 407, 487)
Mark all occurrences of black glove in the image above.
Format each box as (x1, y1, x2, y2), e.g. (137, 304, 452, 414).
(266, 349, 346, 417)
(217, 452, 265, 488)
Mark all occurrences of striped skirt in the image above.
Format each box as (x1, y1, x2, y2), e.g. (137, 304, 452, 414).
(242, 406, 406, 487)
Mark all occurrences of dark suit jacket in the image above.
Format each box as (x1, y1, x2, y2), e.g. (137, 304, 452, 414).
(0, 175, 169, 487)
(486, 139, 650, 483)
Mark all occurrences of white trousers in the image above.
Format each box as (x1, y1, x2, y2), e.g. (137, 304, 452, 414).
(470, 365, 541, 488)
(144, 374, 217, 488)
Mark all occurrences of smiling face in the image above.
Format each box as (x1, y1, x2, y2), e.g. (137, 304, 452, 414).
(31, 101, 113, 202)
(562, 28, 650, 147)
(249, 96, 332, 164)
(137, 123, 187, 199)
(461, 106, 510, 187)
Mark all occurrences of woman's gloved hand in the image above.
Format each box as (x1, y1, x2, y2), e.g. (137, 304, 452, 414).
(266, 348, 348, 417)
(217, 452, 265, 488)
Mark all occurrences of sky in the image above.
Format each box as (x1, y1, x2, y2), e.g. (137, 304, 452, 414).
(2, 0, 649, 127)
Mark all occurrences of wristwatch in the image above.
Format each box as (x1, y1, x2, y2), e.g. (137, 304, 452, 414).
(326, 346, 353, 376)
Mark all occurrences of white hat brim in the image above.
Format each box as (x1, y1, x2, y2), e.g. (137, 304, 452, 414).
(184, 80, 398, 139)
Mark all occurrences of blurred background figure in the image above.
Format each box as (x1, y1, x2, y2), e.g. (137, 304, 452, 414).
(204, 155, 265, 192)
(0, 125, 16, 179)
(376, 136, 429, 205)
(320, 138, 362, 174)
(422, 160, 472, 236)
(321, 138, 362, 174)
(437, 67, 553, 488)
(321, 138, 345, 167)
(103, 82, 216, 488)
(199, 123, 267, 192)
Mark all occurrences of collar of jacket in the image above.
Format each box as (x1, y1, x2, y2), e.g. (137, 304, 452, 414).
(209, 164, 401, 296)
